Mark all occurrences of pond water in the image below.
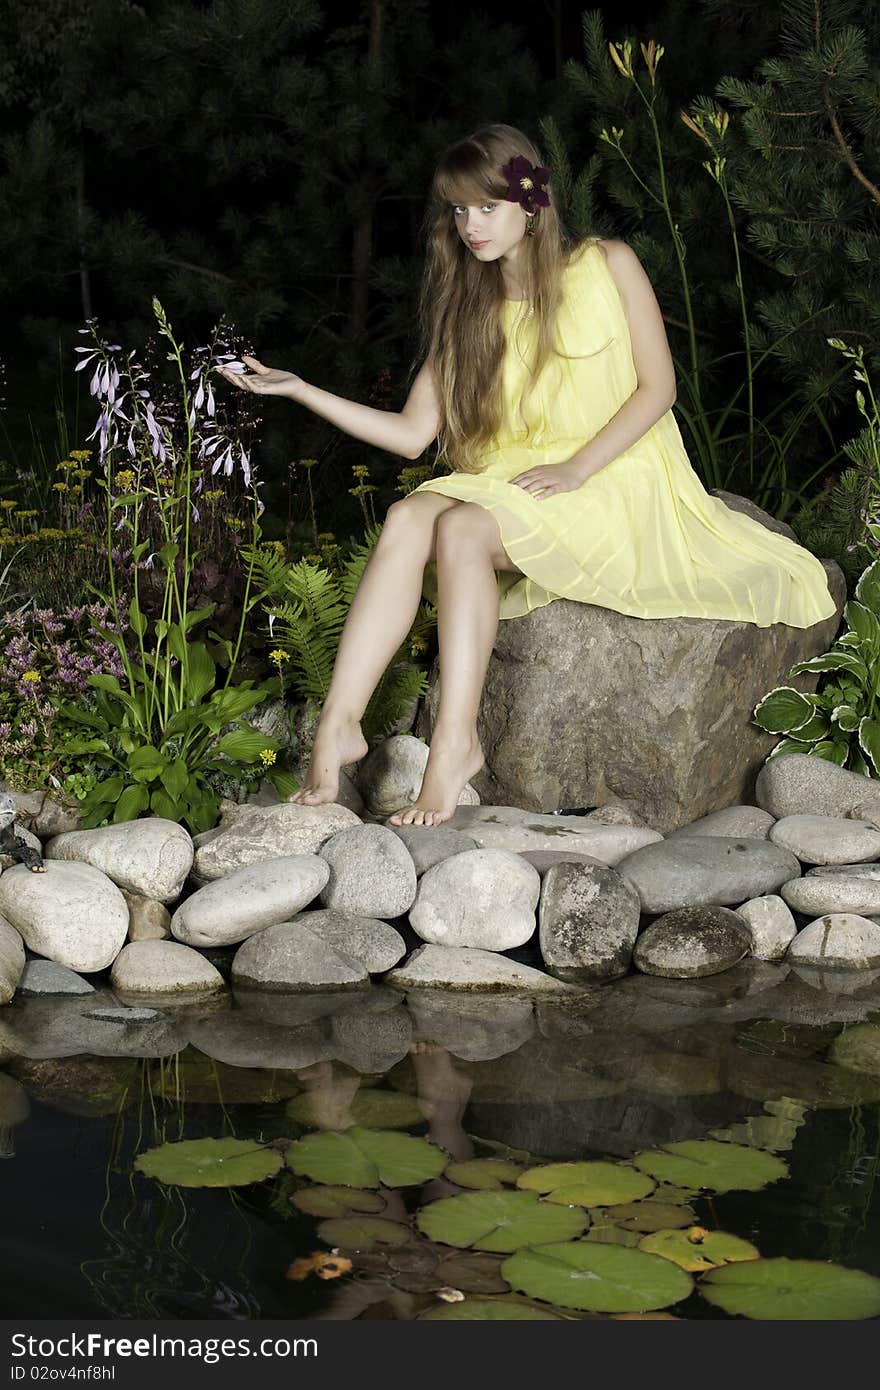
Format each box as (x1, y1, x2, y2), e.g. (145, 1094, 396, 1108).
(2, 958, 880, 1321)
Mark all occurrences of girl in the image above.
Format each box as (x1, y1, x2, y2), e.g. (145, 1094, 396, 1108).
(217, 123, 837, 829)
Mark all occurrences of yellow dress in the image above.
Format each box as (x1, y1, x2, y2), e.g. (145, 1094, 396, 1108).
(413, 238, 838, 629)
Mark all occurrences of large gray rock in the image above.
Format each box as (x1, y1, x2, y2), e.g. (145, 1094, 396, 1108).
(781, 873, 880, 917)
(409, 849, 540, 950)
(0, 989, 187, 1059)
(171, 856, 330, 947)
(633, 906, 752, 978)
(538, 862, 642, 981)
(755, 752, 879, 820)
(768, 814, 880, 865)
(0, 915, 25, 1004)
(317, 823, 418, 917)
(192, 802, 362, 881)
(45, 818, 194, 902)
(123, 892, 172, 941)
(230, 922, 369, 991)
(385, 944, 576, 993)
(0, 863, 129, 973)
(110, 940, 225, 994)
(290, 909, 407, 973)
(617, 836, 801, 913)
(438, 805, 661, 863)
(416, 553, 844, 834)
(355, 733, 480, 818)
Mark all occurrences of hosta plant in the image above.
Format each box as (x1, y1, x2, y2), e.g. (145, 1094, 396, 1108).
(752, 557, 879, 776)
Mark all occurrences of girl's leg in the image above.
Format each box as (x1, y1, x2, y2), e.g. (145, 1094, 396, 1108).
(388, 502, 522, 827)
(289, 492, 464, 805)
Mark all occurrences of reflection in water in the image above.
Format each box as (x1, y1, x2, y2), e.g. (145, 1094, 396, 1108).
(0, 963, 879, 1318)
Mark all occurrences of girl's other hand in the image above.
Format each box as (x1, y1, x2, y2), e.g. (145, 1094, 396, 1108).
(510, 456, 591, 498)
(215, 354, 305, 399)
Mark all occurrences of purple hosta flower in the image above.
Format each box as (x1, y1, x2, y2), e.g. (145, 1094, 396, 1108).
(20, 721, 37, 740)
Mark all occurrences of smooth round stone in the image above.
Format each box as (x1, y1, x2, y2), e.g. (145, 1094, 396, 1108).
(786, 914, 880, 969)
(734, 895, 797, 960)
(171, 856, 331, 947)
(110, 940, 225, 994)
(45, 817, 194, 903)
(0, 862, 129, 973)
(633, 906, 751, 978)
(755, 753, 880, 819)
(538, 862, 642, 981)
(781, 874, 880, 917)
(409, 849, 540, 950)
(384, 823, 479, 875)
(769, 814, 880, 865)
(666, 805, 775, 841)
(290, 909, 406, 973)
(617, 837, 800, 913)
(230, 922, 369, 992)
(318, 823, 417, 917)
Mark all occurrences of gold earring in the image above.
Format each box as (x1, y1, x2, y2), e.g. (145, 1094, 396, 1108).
(526, 214, 536, 236)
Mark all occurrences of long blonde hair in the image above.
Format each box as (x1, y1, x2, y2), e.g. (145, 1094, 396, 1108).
(416, 122, 585, 476)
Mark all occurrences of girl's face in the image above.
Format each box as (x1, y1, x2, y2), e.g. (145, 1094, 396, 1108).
(451, 196, 528, 264)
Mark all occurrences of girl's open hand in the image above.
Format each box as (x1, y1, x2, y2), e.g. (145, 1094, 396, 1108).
(215, 354, 304, 399)
(509, 457, 590, 499)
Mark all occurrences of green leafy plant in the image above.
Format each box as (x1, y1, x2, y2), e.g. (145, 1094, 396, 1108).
(56, 300, 287, 831)
(752, 556, 880, 774)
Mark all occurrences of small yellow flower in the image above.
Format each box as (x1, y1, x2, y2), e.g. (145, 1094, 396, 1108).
(269, 649, 290, 665)
(115, 470, 136, 490)
(351, 464, 371, 479)
(259, 748, 277, 766)
(52, 481, 69, 492)
(225, 516, 246, 529)
(21, 670, 41, 684)
(317, 531, 336, 541)
(70, 449, 92, 461)
(203, 489, 224, 502)
(73, 469, 91, 480)
(17, 510, 38, 520)
(0, 499, 17, 509)
(296, 457, 319, 470)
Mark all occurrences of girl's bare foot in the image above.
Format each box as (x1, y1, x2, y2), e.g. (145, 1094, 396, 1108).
(288, 715, 369, 806)
(387, 733, 484, 827)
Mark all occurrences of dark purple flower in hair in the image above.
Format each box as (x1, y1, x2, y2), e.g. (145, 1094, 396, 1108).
(501, 155, 551, 215)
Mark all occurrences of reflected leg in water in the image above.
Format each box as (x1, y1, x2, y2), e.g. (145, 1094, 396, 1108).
(410, 1040, 475, 1202)
(294, 1060, 362, 1131)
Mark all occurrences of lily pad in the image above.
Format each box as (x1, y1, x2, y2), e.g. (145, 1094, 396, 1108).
(632, 1140, 788, 1193)
(583, 1225, 642, 1248)
(602, 1201, 697, 1232)
(417, 1298, 564, 1320)
(286, 1126, 447, 1188)
(286, 1089, 426, 1130)
(417, 1189, 588, 1252)
(638, 1227, 759, 1272)
(443, 1158, 523, 1189)
(433, 1252, 510, 1294)
(502, 1240, 693, 1313)
(316, 1215, 411, 1249)
(135, 1137, 282, 1188)
(517, 1161, 654, 1206)
(701, 1257, 880, 1320)
(290, 1186, 386, 1218)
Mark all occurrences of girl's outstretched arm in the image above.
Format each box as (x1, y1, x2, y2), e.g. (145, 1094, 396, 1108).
(216, 354, 440, 461)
